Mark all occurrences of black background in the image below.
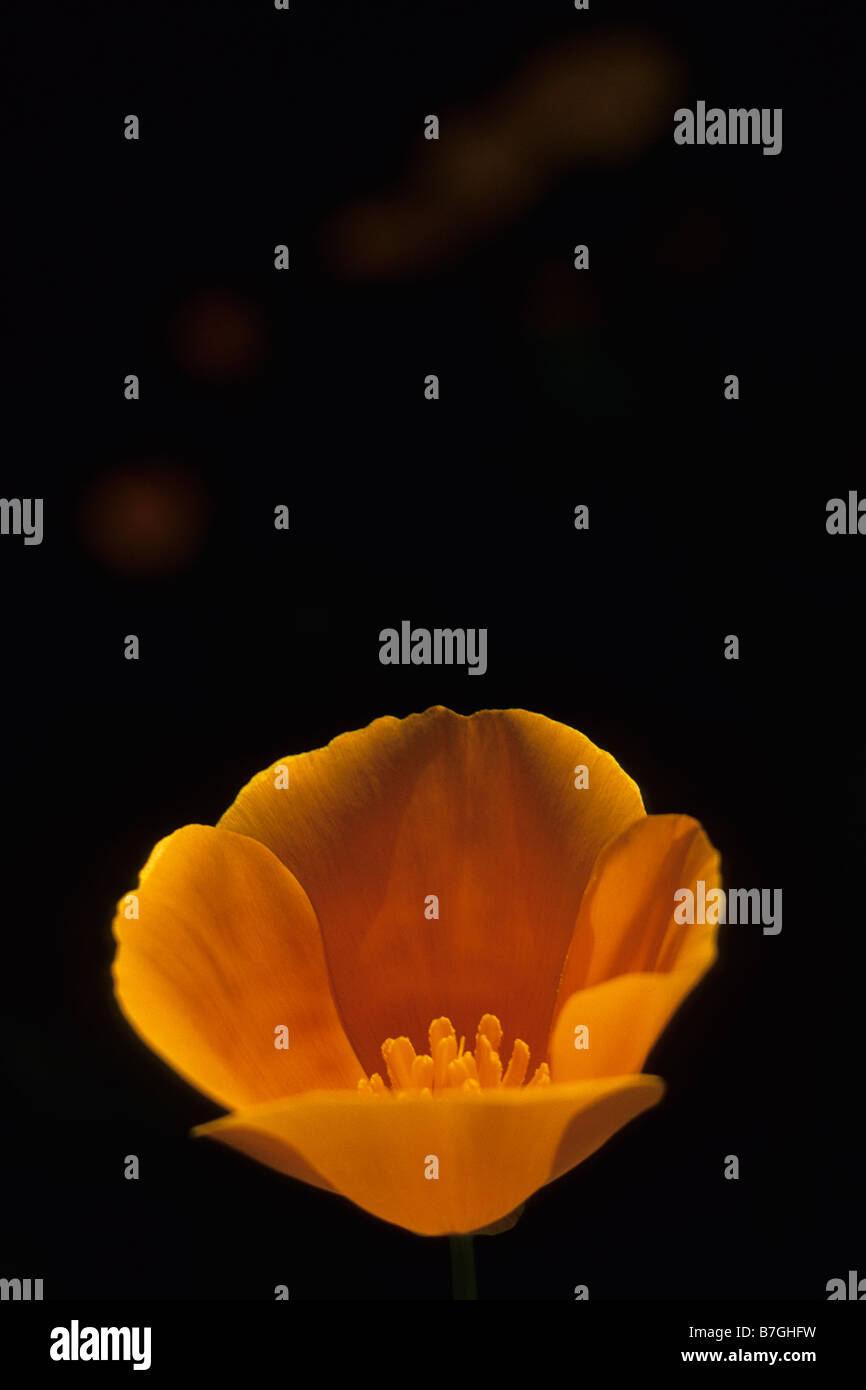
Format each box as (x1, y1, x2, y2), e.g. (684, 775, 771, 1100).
(1, 0, 862, 1301)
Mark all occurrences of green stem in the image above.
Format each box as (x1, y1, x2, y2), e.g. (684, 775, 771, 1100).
(450, 1235, 478, 1300)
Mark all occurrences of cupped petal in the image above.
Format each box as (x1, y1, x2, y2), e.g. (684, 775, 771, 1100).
(549, 814, 720, 1080)
(218, 707, 645, 1073)
(111, 825, 365, 1108)
(550, 969, 712, 1082)
(193, 1074, 664, 1236)
(553, 813, 721, 1008)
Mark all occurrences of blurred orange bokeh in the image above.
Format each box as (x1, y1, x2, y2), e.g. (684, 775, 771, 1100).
(79, 462, 211, 577)
(324, 28, 686, 279)
(170, 288, 269, 384)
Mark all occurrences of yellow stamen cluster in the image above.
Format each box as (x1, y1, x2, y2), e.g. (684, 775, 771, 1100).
(358, 1014, 550, 1098)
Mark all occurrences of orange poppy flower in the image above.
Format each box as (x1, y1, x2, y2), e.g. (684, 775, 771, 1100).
(111, 707, 720, 1237)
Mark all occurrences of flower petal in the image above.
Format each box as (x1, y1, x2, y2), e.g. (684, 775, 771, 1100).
(193, 1075, 664, 1236)
(550, 969, 711, 1081)
(218, 707, 644, 1072)
(112, 825, 366, 1107)
(549, 814, 720, 1079)
(553, 813, 720, 1004)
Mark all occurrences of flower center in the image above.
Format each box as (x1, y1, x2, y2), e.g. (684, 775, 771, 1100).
(359, 1014, 550, 1097)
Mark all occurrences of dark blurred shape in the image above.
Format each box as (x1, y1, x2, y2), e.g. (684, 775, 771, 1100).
(522, 263, 636, 416)
(79, 462, 211, 578)
(507, 29, 683, 162)
(654, 207, 730, 273)
(523, 259, 602, 336)
(170, 288, 269, 384)
(324, 28, 686, 279)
